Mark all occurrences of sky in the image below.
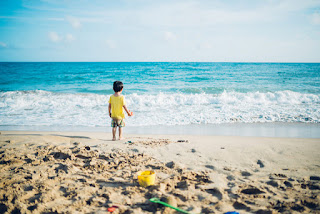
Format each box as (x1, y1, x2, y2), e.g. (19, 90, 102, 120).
(0, 0, 320, 62)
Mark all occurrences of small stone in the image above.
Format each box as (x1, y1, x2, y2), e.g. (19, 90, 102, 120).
(43, 155, 53, 162)
(257, 160, 265, 168)
(177, 140, 188, 143)
(223, 167, 231, 171)
(165, 161, 175, 169)
(205, 165, 215, 170)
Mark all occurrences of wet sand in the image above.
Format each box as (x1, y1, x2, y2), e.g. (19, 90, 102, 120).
(0, 131, 319, 213)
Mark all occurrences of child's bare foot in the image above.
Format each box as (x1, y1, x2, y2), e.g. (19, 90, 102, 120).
(119, 137, 124, 140)
(112, 137, 116, 141)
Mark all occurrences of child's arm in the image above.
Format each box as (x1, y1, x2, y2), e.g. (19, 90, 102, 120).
(108, 103, 112, 117)
(123, 105, 133, 116)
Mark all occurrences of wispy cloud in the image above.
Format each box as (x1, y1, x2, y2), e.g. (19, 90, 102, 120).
(66, 33, 75, 42)
(19, 0, 320, 27)
(48, 32, 61, 42)
(105, 39, 116, 49)
(0, 42, 7, 48)
(164, 31, 177, 41)
(47, 17, 64, 21)
(66, 16, 81, 29)
(2, 0, 320, 62)
(311, 12, 320, 25)
(48, 32, 75, 43)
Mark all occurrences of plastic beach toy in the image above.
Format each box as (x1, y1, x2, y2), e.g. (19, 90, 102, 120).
(125, 141, 133, 144)
(107, 205, 119, 213)
(137, 170, 155, 187)
(149, 198, 192, 214)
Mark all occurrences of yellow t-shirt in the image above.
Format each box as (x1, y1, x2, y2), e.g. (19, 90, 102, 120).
(108, 95, 126, 120)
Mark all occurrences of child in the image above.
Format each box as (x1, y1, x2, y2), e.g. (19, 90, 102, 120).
(108, 81, 133, 141)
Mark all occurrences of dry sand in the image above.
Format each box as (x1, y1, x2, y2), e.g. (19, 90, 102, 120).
(0, 131, 319, 213)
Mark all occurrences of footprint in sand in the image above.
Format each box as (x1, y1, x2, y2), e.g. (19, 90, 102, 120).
(205, 188, 223, 200)
(55, 163, 69, 174)
(28, 193, 42, 203)
(266, 180, 279, 187)
(241, 171, 252, 177)
(51, 151, 71, 160)
(240, 187, 265, 194)
(310, 176, 320, 181)
(204, 165, 215, 170)
(27, 205, 37, 212)
(24, 185, 34, 191)
(227, 175, 235, 181)
(130, 148, 139, 153)
(233, 201, 250, 211)
(284, 181, 293, 188)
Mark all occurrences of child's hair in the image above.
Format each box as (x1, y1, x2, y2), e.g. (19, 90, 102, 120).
(113, 81, 124, 92)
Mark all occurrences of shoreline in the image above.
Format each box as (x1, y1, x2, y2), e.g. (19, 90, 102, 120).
(1, 122, 320, 138)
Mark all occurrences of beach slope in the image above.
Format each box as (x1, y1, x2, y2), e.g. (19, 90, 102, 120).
(0, 131, 319, 213)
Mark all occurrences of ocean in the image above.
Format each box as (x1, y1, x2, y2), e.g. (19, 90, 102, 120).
(1, 62, 320, 136)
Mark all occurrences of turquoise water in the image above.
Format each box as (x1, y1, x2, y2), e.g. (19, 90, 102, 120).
(1, 62, 319, 94)
(0, 62, 320, 129)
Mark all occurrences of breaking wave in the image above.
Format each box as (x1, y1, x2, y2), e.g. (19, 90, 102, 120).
(1, 90, 319, 127)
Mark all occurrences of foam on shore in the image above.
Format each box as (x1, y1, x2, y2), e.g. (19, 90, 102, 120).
(1, 90, 319, 128)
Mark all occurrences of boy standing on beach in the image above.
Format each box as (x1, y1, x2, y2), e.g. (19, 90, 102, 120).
(108, 81, 133, 141)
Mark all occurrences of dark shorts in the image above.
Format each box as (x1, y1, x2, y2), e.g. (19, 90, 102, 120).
(111, 119, 125, 127)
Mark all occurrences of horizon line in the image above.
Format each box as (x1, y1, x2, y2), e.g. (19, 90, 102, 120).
(1, 61, 320, 63)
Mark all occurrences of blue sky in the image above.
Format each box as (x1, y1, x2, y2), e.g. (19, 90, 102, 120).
(0, 0, 320, 62)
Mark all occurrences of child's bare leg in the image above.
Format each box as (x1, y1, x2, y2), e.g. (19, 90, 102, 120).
(119, 127, 123, 140)
(112, 127, 117, 141)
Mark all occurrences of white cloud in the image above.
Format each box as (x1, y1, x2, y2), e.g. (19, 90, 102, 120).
(48, 31, 61, 42)
(10, 0, 320, 62)
(48, 32, 75, 43)
(311, 12, 320, 25)
(66, 16, 81, 29)
(0, 42, 7, 48)
(270, 0, 320, 12)
(105, 40, 116, 49)
(164, 31, 177, 41)
(199, 42, 212, 49)
(66, 33, 75, 42)
(47, 17, 64, 21)
(103, 0, 320, 28)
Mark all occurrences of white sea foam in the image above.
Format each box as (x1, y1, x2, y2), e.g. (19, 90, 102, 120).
(0, 90, 319, 128)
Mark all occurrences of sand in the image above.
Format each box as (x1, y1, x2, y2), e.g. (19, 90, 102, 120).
(0, 131, 319, 213)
